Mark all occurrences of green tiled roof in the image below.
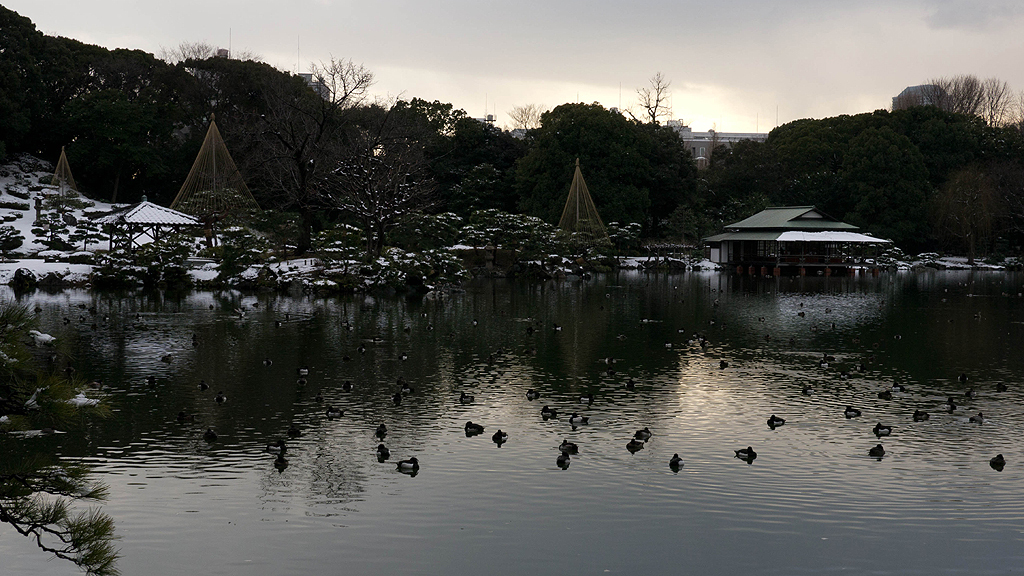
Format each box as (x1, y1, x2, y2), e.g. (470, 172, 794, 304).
(725, 206, 858, 231)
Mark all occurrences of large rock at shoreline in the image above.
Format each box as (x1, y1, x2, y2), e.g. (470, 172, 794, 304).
(11, 268, 37, 290)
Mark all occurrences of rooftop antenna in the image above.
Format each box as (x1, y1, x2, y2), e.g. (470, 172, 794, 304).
(756, 113, 758, 133)
(297, 35, 300, 74)
(618, 82, 621, 110)
(776, 105, 779, 128)
(229, 28, 231, 58)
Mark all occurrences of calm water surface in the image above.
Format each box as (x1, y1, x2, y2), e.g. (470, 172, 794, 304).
(3, 271, 1024, 575)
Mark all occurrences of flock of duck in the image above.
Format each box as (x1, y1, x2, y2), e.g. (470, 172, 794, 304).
(70, 294, 1011, 477)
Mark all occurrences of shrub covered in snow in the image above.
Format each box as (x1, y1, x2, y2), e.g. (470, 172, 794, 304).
(461, 209, 559, 259)
(93, 233, 197, 288)
(0, 225, 24, 258)
(215, 226, 271, 280)
(388, 212, 463, 251)
(361, 247, 467, 290)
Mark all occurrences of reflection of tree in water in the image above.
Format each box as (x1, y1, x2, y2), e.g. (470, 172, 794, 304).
(0, 302, 119, 575)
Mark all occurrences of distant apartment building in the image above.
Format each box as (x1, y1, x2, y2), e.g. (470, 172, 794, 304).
(665, 120, 768, 168)
(892, 84, 945, 110)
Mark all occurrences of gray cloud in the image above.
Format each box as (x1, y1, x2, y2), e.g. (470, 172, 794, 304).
(7, 0, 1024, 131)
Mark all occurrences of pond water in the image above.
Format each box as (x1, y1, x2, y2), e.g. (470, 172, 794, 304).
(3, 270, 1024, 575)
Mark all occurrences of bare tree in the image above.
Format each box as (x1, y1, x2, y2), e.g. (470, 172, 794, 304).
(247, 57, 374, 254)
(159, 41, 262, 64)
(507, 104, 545, 130)
(319, 102, 434, 258)
(925, 75, 1014, 123)
(1009, 90, 1024, 135)
(159, 41, 217, 64)
(981, 77, 1012, 127)
(635, 72, 672, 125)
(933, 165, 1000, 264)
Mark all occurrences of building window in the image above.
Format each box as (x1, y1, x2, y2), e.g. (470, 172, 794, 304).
(699, 147, 705, 156)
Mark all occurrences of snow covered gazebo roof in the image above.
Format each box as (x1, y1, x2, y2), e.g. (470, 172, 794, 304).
(99, 199, 200, 252)
(99, 200, 200, 226)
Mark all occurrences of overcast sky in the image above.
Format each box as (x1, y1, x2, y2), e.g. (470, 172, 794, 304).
(7, 0, 1024, 132)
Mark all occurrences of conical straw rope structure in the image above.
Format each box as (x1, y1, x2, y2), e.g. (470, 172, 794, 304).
(52, 146, 78, 196)
(171, 114, 260, 218)
(557, 158, 610, 248)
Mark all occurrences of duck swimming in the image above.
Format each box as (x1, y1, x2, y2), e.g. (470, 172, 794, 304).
(215, 392, 226, 404)
(669, 454, 684, 468)
(844, 406, 862, 418)
(873, 423, 893, 436)
(326, 405, 343, 418)
(634, 427, 653, 441)
(990, 454, 1006, 470)
(944, 397, 958, 411)
(266, 440, 286, 454)
(569, 413, 589, 425)
(459, 392, 474, 404)
(767, 415, 786, 428)
(341, 381, 353, 391)
(526, 389, 540, 400)
(492, 430, 508, 444)
(375, 424, 388, 437)
(912, 410, 930, 422)
(626, 439, 645, 453)
(465, 421, 485, 435)
(273, 453, 288, 471)
(877, 390, 893, 400)
(969, 412, 985, 424)
(556, 452, 570, 468)
(203, 428, 218, 442)
(734, 446, 757, 461)
(297, 366, 309, 377)
(580, 394, 594, 404)
(397, 457, 419, 472)
(198, 380, 209, 391)
(541, 406, 557, 418)
(287, 425, 302, 438)
(996, 383, 1008, 392)
(868, 444, 885, 458)
(376, 444, 390, 460)
(392, 392, 402, 405)
(559, 440, 579, 454)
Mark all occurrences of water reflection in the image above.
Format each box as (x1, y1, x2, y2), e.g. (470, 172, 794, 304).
(3, 270, 1024, 574)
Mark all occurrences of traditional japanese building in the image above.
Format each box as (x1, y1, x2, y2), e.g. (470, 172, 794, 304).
(703, 206, 891, 275)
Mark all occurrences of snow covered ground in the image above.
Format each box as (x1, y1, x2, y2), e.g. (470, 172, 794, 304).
(0, 154, 1020, 288)
(0, 153, 119, 257)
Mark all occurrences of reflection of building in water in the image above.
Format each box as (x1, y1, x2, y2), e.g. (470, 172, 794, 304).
(704, 206, 891, 276)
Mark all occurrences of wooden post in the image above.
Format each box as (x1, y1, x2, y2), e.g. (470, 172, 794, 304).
(799, 267, 806, 276)
(824, 267, 832, 276)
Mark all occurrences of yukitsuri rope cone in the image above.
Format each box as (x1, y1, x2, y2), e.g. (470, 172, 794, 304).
(557, 158, 610, 250)
(52, 146, 78, 196)
(171, 114, 260, 219)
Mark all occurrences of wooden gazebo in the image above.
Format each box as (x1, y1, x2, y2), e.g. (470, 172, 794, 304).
(99, 197, 201, 252)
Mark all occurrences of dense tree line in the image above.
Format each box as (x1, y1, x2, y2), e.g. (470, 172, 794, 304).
(694, 107, 1024, 254)
(4, 5, 1024, 258)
